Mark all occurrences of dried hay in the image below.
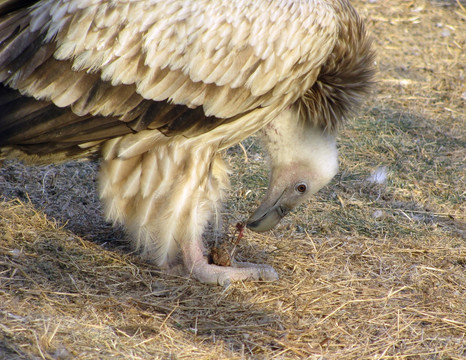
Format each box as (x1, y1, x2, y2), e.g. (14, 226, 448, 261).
(0, 0, 465, 359)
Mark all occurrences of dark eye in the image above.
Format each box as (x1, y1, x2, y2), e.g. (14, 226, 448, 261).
(295, 183, 307, 193)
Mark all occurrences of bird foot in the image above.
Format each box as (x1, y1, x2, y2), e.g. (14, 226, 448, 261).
(188, 260, 278, 286)
(179, 237, 278, 285)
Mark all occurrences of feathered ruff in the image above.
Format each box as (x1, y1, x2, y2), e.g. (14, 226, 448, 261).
(297, 0, 375, 132)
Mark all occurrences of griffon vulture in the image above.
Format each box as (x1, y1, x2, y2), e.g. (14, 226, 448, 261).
(0, 0, 374, 285)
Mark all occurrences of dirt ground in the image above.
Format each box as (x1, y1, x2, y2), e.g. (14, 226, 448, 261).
(0, 1, 464, 359)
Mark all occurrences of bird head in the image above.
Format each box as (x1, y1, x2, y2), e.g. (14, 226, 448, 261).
(247, 107, 338, 232)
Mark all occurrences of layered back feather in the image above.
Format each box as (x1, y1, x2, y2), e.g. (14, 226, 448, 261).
(0, 0, 374, 161)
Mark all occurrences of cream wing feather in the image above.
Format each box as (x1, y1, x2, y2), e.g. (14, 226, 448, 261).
(12, 0, 339, 121)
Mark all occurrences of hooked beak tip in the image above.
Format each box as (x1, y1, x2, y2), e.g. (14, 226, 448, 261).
(246, 205, 290, 232)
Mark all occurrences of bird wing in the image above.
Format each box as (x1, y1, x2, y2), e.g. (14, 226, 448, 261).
(0, 0, 339, 156)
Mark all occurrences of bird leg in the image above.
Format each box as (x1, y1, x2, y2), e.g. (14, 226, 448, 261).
(99, 134, 279, 285)
(180, 235, 278, 286)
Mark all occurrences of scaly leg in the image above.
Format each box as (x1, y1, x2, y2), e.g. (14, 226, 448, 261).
(181, 236, 278, 286)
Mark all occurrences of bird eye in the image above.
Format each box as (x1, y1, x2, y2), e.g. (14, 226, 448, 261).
(295, 183, 307, 193)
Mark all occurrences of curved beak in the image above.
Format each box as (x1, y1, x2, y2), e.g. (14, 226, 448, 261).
(246, 190, 291, 232)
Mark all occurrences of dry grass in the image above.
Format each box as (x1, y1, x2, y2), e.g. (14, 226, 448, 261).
(0, 1, 465, 359)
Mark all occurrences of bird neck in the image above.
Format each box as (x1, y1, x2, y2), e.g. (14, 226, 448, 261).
(259, 106, 338, 171)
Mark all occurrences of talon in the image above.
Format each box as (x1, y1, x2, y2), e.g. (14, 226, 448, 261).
(260, 267, 279, 282)
(218, 275, 231, 287)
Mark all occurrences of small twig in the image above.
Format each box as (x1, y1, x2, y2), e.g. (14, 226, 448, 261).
(238, 142, 249, 163)
(229, 222, 245, 259)
(33, 332, 46, 360)
(456, 0, 465, 13)
(159, 301, 179, 330)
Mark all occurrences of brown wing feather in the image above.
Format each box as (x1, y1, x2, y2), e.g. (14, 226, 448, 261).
(0, 0, 38, 18)
(0, 83, 225, 156)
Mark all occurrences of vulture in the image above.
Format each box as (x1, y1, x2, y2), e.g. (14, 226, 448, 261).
(0, 0, 374, 285)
